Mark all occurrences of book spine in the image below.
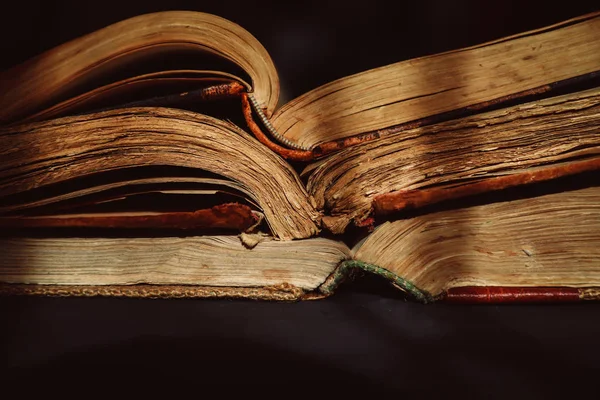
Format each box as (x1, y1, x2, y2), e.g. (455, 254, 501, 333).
(373, 158, 600, 215)
(0, 203, 259, 231)
(109, 81, 247, 109)
(318, 262, 600, 304)
(318, 260, 434, 303)
(241, 93, 315, 161)
(441, 287, 600, 303)
(0, 283, 305, 301)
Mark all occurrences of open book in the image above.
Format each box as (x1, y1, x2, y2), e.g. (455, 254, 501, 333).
(0, 10, 599, 303)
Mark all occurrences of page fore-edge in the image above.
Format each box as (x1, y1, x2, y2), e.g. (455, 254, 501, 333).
(2, 259, 599, 304)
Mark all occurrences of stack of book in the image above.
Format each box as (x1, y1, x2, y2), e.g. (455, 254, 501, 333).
(0, 11, 598, 303)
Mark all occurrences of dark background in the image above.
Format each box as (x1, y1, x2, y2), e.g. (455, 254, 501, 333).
(1, 1, 599, 396)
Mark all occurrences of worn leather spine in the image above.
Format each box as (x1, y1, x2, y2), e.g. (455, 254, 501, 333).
(441, 287, 600, 303)
(240, 93, 315, 161)
(0, 283, 305, 301)
(0, 203, 258, 231)
(373, 158, 600, 215)
(2, 282, 599, 304)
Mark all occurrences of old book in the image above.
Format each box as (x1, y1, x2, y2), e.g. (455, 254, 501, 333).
(1, 84, 598, 239)
(0, 11, 599, 302)
(1, 186, 599, 303)
(1, 11, 599, 148)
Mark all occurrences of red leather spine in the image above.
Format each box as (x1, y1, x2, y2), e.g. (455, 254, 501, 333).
(373, 158, 600, 215)
(0, 203, 258, 231)
(442, 287, 582, 303)
(241, 93, 315, 162)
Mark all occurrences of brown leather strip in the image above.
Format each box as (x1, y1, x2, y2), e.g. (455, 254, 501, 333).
(373, 158, 600, 215)
(197, 81, 247, 99)
(442, 286, 583, 303)
(313, 132, 382, 156)
(0, 282, 304, 301)
(0, 203, 258, 231)
(240, 93, 315, 162)
(115, 81, 246, 109)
